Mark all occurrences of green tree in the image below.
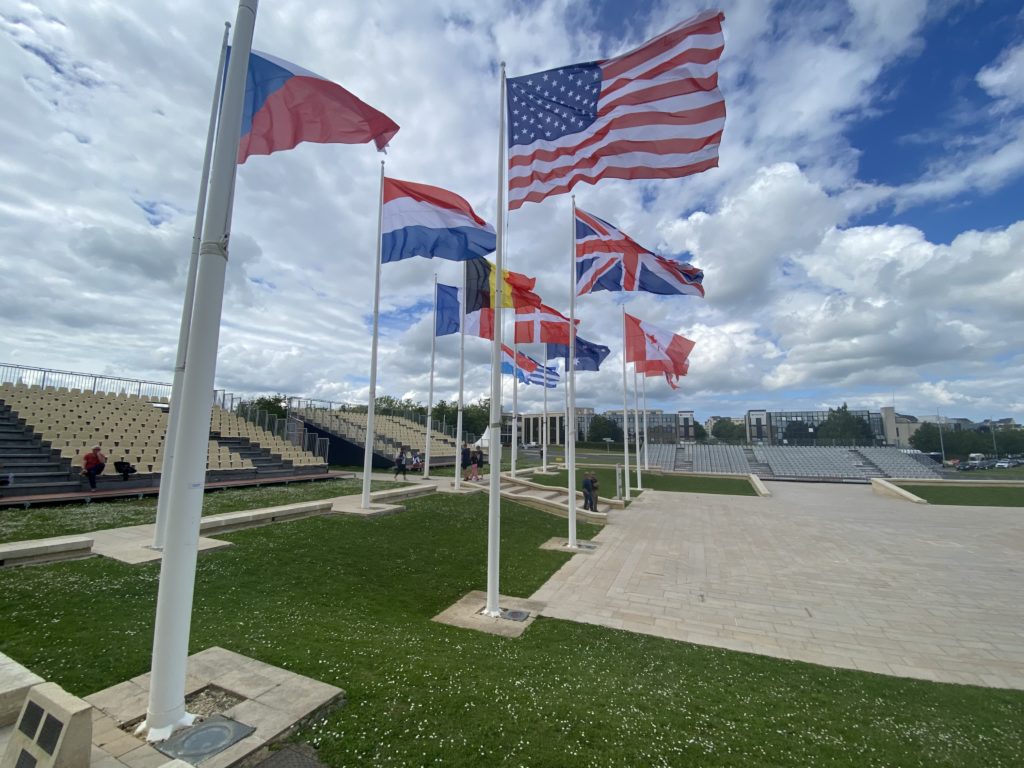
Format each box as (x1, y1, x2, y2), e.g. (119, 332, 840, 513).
(693, 422, 707, 441)
(249, 393, 287, 419)
(783, 420, 811, 444)
(588, 414, 623, 443)
(815, 404, 875, 445)
(374, 395, 424, 415)
(461, 398, 490, 440)
(711, 419, 745, 442)
(908, 423, 940, 453)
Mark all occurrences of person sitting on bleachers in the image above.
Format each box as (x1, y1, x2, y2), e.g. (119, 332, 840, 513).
(82, 445, 107, 490)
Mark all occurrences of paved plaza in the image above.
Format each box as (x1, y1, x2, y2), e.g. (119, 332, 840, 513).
(532, 482, 1024, 689)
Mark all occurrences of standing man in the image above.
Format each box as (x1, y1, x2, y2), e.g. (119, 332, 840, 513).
(582, 472, 594, 511)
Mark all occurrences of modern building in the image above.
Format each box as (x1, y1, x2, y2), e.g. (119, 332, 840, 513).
(604, 409, 691, 444)
(745, 408, 886, 446)
(509, 407, 595, 445)
(678, 410, 697, 441)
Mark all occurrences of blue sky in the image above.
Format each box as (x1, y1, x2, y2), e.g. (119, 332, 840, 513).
(0, 0, 1021, 424)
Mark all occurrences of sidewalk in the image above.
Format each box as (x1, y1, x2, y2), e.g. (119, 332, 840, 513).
(532, 482, 1024, 689)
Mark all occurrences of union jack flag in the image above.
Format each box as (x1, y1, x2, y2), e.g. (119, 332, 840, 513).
(575, 208, 705, 297)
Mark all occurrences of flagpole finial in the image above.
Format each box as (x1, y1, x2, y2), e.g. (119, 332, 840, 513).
(224, 21, 231, 31)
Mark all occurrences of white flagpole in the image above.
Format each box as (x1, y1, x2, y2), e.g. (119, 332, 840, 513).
(566, 195, 578, 546)
(633, 366, 643, 490)
(360, 161, 385, 508)
(424, 274, 437, 479)
(454, 265, 466, 491)
(484, 63, 507, 617)
(642, 374, 650, 470)
(511, 337, 519, 478)
(141, 0, 256, 741)
(153, 22, 230, 551)
(620, 306, 631, 502)
(541, 346, 549, 472)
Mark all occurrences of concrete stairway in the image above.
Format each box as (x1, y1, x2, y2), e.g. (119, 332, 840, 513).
(0, 404, 80, 497)
(471, 473, 617, 523)
(743, 446, 773, 478)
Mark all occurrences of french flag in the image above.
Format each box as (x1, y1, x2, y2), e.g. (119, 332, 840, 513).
(238, 50, 400, 163)
(381, 177, 496, 264)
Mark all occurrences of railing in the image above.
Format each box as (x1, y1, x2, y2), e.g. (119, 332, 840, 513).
(0, 362, 172, 399)
(287, 397, 479, 447)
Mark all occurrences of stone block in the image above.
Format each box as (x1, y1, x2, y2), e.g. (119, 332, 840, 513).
(1, 682, 92, 768)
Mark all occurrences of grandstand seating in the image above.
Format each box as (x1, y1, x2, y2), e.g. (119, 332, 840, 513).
(855, 447, 942, 479)
(297, 406, 459, 461)
(692, 444, 752, 475)
(0, 383, 325, 495)
(645, 444, 677, 471)
(668, 443, 942, 481)
(753, 446, 874, 480)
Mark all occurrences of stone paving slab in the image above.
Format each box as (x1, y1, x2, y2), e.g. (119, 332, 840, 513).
(90, 524, 232, 564)
(539, 537, 600, 554)
(432, 591, 546, 638)
(85, 647, 343, 768)
(531, 483, 1024, 689)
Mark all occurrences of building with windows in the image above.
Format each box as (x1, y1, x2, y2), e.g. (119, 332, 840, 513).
(746, 408, 885, 445)
(604, 409, 690, 444)
(508, 407, 595, 445)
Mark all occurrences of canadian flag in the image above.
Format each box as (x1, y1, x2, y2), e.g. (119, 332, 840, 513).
(636, 358, 689, 389)
(624, 313, 694, 388)
(514, 303, 578, 344)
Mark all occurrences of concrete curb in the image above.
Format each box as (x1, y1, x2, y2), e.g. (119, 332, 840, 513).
(871, 477, 927, 504)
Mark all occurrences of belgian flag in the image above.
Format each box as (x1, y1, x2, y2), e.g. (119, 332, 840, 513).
(464, 259, 543, 313)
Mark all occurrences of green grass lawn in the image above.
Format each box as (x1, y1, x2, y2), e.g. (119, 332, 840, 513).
(898, 483, 1024, 507)
(529, 467, 757, 497)
(0, 494, 1019, 766)
(0, 479, 402, 544)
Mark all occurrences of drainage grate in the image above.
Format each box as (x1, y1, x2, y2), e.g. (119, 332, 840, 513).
(156, 715, 255, 764)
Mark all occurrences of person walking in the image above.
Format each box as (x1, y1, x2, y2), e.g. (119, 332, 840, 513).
(394, 447, 408, 480)
(82, 445, 107, 490)
(461, 444, 471, 481)
(470, 448, 482, 481)
(589, 472, 600, 511)
(582, 472, 594, 511)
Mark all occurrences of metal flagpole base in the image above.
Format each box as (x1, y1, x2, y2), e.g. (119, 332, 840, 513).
(135, 711, 196, 743)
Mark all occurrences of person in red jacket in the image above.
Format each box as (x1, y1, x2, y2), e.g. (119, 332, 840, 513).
(82, 445, 107, 490)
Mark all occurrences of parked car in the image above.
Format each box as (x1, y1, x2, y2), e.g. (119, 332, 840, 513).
(995, 459, 1018, 469)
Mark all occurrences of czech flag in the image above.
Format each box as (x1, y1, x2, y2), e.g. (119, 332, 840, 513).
(381, 177, 496, 264)
(238, 50, 400, 163)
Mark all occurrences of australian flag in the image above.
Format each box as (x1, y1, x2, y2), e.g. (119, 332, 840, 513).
(546, 334, 611, 372)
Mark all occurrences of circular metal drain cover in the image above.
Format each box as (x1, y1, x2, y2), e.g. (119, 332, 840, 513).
(500, 609, 531, 622)
(176, 722, 236, 756)
(157, 715, 255, 763)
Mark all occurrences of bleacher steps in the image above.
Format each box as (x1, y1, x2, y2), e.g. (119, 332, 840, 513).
(0, 405, 80, 498)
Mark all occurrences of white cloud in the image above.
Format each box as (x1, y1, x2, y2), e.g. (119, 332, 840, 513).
(977, 40, 1024, 107)
(0, 0, 1019, 426)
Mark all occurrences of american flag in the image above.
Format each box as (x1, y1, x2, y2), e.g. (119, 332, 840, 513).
(575, 208, 704, 296)
(506, 10, 726, 210)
